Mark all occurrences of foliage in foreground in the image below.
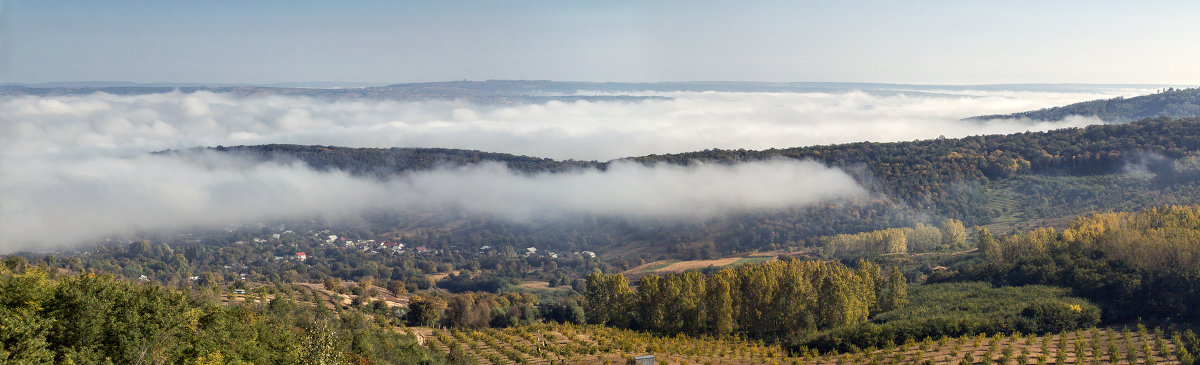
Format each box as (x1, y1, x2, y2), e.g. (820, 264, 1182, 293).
(0, 259, 434, 364)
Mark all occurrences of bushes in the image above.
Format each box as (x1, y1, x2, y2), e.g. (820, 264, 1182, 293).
(1018, 300, 1101, 334)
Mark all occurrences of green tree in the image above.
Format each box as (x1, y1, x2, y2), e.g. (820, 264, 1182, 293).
(941, 219, 968, 249)
(975, 227, 1002, 262)
(406, 296, 445, 327)
(880, 267, 908, 312)
(584, 272, 633, 327)
(705, 269, 735, 337)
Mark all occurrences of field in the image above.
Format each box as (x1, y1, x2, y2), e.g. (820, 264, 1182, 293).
(808, 327, 1184, 365)
(413, 323, 792, 364)
(415, 324, 1189, 365)
(627, 255, 778, 276)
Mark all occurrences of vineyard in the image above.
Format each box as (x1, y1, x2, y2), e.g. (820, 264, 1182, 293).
(415, 324, 1194, 364)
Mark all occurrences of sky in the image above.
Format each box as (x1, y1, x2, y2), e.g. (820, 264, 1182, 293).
(3, 0, 1200, 84)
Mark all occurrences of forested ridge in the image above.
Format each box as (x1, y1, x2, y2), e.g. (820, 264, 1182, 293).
(970, 87, 1200, 122)
(193, 116, 1200, 257)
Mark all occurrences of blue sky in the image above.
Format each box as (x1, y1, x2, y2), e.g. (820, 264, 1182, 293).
(3, 0, 1199, 84)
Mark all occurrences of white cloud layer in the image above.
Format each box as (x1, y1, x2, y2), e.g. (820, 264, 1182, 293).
(0, 87, 1149, 251)
(0, 88, 1148, 160)
(0, 154, 863, 251)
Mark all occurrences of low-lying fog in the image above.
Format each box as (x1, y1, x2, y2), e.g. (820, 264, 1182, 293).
(0, 86, 1151, 251)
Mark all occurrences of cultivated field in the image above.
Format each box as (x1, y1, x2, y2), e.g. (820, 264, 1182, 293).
(413, 323, 791, 364)
(807, 326, 1184, 365)
(415, 325, 1190, 365)
(626, 256, 777, 276)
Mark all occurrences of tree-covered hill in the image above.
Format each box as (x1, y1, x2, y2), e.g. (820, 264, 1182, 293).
(969, 87, 1200, 122)
(189, 116, 1200, 256)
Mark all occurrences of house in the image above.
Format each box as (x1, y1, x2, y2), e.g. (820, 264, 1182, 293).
(526, 247, 538, 254)
(233, 289, 246, 295)
(271, 233, 281, 240)
(295, 252, 307, 262)
(582, 251, 596, 258)
(137, 275, 150, 282)
(326, 235, 338, 243)
(188, 276, 200, 282)
(415, 246, 429, 254)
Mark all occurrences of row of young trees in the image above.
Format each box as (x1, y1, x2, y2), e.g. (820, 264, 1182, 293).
(819, 219, 968, 258)
(584, 259, 906, 341)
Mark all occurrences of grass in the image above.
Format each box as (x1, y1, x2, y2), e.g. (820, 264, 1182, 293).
(636, 260, 679, 273)
(730, 256, 772, 267)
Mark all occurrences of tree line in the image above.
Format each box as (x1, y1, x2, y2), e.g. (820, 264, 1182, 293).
(584, 259, 906, 341)
(819, 219, 968, 258)
(939, 204, 1200, 322)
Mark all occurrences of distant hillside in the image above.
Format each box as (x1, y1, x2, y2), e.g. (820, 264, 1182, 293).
(171, 117, 1200, 258)
(164, 144, 602, 176)
(970, 87, 1200, 122)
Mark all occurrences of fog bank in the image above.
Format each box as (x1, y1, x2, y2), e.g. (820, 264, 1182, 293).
(0, 87, 1148, 251)
(0, 154, 862, 252)
(0, 88, 1146, 161)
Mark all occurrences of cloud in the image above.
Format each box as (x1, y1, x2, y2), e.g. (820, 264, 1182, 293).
(0, 87, 1149, 161)
(0, 153, 862, 252)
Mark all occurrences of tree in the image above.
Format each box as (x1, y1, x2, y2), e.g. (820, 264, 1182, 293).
(406, 296, 445, 327)
(584, 272, 633, 327)
(880, 267, 907, 312)
(387, 280, 407, 296)
(940, 219, 968, 249)
(706, 270, 735, 337)
(323, 277, 342, 292)
(357, 276, 374, 301)
(975, 227, 1002, 262)
(636, 275, 665, 330)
